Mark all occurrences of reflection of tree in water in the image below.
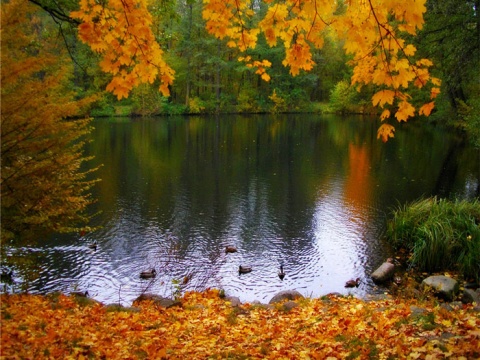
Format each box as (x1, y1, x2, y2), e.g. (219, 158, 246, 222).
(14, 115, 478, 304)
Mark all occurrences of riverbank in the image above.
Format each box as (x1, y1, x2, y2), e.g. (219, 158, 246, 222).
(1, 289, 478, 359)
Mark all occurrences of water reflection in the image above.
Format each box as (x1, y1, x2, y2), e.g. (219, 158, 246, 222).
(4, 114, 479, 305)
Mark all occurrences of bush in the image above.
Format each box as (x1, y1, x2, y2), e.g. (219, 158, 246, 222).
(386, 197, 480, 282)
(328, 80, 358, 114)
(268, 89, 287, 113)
(187, 97, 206, 114)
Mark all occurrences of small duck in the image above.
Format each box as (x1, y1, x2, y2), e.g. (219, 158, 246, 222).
(1, 270, 13, 283)
(225, 246, 237, 253)
(140, 269, 157, 279)
(278, 265, 285, 280)
(71, 290, 89, 297)
(238, 265, 252, 274)
(88, 241, 97, 250)
(345, 278, 361, 288)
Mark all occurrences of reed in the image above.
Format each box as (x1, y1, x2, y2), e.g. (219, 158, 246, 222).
(386, 197, 480, 282)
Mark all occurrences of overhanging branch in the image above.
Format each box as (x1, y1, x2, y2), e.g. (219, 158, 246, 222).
(28, 0, 80, 25)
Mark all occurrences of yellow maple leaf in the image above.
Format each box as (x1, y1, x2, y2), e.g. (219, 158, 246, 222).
(403, 44, 417, 56)
(380, 109, 391, 120)
(372, 90, 396, 108)
(419, 102, 435, 116)
(430, 87, 441, 99)
(395, 100, 416, 122)
(377, 124, 396, 142)
(431, 77, 442, 86)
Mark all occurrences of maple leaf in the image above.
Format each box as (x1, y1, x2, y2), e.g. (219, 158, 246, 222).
(377, 124, 396, 142)
(372, 90, 396, 108)
(403, 44, 417, 56)
(395, 100, 416, 122)
(430, 87, 441, 99)
(419, 102, 435, 116)
(380, 109, 391, 121)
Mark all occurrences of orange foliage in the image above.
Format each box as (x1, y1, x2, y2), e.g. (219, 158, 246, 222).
(71, 0, 441, 140)
(201, 0, 441, 141)
(1, 291, 479, 359)
(1, 0, 98, 239)
(71, 0, 175, 100)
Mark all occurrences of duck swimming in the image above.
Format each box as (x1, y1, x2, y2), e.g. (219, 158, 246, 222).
(225, 246, 237, 253)
(140, 269, 157, 279)
(238, 265, 252, 274)
(345, 278, 361, 288)
(278, 265, 285, 280)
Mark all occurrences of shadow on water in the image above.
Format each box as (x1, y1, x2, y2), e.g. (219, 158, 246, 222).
(3, 114, 479, 305)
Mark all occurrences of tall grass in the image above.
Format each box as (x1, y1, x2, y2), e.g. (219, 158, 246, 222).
(386, 197, 480, 282)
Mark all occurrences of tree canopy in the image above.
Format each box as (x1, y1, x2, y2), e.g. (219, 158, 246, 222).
(1, 0, 98, 243)
(69, 0, 442, 141)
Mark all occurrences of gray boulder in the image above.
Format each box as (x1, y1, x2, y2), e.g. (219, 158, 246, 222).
(371, 259, 395, 284)
(462, 288, 480, 304)
(269, 290, 304, 304)
(225, 296, 241, 307)
(422, 276, 459, 301)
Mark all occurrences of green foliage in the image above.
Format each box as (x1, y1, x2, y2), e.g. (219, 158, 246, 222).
(237, 88, 262, 113)
(161, 99, 188, 115)
(386, 197, 480, 282)
(268, 89, 287, 113)
(187, 97, 206, 114)
(1, 0, 98, 243)
(328, 80, 358, 114)
(415, 0, 479, 139)
(131, 83, 164, 116)
(458, 98, 480, 148)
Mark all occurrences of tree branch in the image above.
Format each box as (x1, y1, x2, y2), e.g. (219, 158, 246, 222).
(28, 0, 80, 25)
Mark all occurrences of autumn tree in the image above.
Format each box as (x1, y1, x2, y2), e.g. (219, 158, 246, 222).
(69, 0, 441, 141)
(1, 0, 98, 243)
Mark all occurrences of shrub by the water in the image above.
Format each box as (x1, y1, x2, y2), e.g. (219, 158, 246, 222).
(386, 197, 480, 282)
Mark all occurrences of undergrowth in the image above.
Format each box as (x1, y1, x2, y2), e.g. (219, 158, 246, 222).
(386, 197, 480, 282)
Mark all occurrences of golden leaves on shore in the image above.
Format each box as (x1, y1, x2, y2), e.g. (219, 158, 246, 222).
(2, 290, 479, 359)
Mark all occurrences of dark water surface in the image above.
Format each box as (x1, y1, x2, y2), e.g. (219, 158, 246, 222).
(6, 114, 480, 305)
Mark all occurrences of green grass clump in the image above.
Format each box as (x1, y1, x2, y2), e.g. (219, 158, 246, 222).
(386, 197, 480, 282)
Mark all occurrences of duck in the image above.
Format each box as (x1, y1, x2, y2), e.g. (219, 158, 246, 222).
(88, 241, 97, 250)
(71, 290, 89, 297)
(345, 278, 361, 288)
(1, 270, 13, 283)
(225, 246, 237, 253)
(238, 265, 252, 274)
(140, 269, 157, 279)
(278, 265, 285, 280)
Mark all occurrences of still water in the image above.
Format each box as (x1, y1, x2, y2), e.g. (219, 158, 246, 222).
(7, 114, 480, 305)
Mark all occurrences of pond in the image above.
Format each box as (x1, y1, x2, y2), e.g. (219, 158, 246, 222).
(4, 114, 479, 305)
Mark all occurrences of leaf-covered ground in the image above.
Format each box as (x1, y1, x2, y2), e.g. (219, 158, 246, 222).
(1, 290, 479, 359)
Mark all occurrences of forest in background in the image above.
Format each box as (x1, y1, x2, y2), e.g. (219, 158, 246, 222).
(22, 0, 479, 145)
